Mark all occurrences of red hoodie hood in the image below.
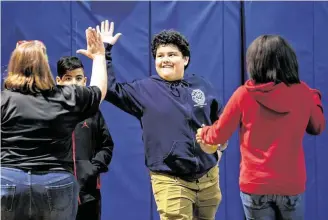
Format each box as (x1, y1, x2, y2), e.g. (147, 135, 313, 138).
(244, 80, 310, 114)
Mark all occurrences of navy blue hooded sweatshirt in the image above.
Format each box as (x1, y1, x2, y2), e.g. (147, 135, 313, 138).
(104, 44, 221, 181)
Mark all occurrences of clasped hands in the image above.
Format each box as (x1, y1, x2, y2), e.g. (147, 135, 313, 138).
(196, 126, 227, 159)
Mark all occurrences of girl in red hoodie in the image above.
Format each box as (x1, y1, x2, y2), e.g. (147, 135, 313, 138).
(196, 35, 325, 220)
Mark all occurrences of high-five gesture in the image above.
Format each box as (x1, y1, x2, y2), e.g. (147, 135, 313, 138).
(96, 20, 122, 45)
(77, 27, 105, 59)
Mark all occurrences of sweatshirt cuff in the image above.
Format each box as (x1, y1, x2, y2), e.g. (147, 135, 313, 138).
(310, 89, 323, 112)
(104, 43, 113, 51)
(201, 126, 210, 143)
(91, 164, 100, 176)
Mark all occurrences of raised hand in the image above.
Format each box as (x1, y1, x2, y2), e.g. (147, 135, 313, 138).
(96, 20, 122, 45)
(77, 27, 105, 59)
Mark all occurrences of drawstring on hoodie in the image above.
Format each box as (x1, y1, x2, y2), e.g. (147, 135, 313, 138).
(166, 80, 189, 97)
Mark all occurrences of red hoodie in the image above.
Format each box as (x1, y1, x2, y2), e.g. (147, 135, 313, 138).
(201, 80, 325, 195)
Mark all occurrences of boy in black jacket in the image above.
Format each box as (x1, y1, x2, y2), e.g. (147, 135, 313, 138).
(56, 56, 114, 220)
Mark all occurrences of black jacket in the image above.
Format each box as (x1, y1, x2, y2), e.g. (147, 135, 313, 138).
(72, 111, 114, 204)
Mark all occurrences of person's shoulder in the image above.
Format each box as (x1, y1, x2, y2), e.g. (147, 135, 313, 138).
(52, 85, 74, 99)
(1, 89, 22, 97)
(1, 89, 11, 98)
(54, 84, 75, 93)
(55, 84, 98, 98)
(1, 89, 33, 102)
(186, 74, 207, 82)
(47, 85, 83, 107)
(182, 74, 206, 86)
(119, 76, 153, 87)
(149, 75, 163, 83)
(187, 74, 221, 88)
(231, 84, 248, 101)
(295, 81, 319, 100)
(1, 89, 12, 105)
(135, 77, 152, 84)
(298, 81, 317, 93)
(236, 84, 247, 93)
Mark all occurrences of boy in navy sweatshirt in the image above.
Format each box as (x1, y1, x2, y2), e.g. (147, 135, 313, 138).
(56, 56, 114, 220)
(79, 20, 225, 220)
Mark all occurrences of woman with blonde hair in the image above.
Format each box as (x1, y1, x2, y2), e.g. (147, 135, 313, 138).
(1, 27, 107, 220)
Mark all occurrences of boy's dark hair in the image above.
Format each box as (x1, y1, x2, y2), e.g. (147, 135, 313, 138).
(246, 35, 300, 86)
(151, 30, 191, 69)
(57, 56, 84, 78)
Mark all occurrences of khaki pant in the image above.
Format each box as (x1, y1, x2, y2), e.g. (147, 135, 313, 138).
(150, 166, 222, 220)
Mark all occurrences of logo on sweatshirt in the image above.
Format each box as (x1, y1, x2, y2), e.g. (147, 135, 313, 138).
(191, 89, 206, 107)
(81, 121, 89, 128)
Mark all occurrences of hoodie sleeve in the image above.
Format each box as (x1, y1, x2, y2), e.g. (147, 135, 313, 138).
(201, 86, 243, 145)
(104, 43, 144, 118)
(207, 79, 223, 124)
(306, 89, 326, 135)
(91, 112, 114, 174)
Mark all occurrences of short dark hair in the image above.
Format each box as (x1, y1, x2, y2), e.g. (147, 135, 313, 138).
(246, 35, 300, 86)
(151, 30, 191, 69)
(57, 56, 84, 78)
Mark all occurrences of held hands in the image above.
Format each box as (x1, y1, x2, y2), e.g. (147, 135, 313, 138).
(96, 20, 122, 45)
(196, 127, 218, 154)
(196, 126, 228, 155)
(77, 27, 105, 59)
